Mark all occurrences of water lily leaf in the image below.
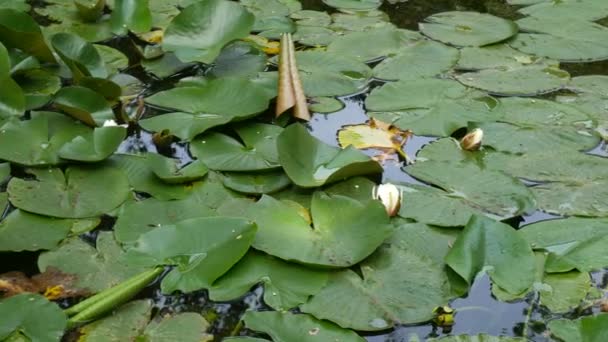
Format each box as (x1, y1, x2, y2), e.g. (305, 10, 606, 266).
(141, 52, 194, 79)
(540, 271, 592, 313)
(532, 180, 608, 217)
(58, 126, 126, 162)
(0, 74, 25, 118)
(36, 0, 113, 42)
(519, 217, 608, 273)
(38, 231, 145, 292)
(74, 0, 105, 22)
(569, 75, 608, 96)
(0, 163, 9, 183)
(301, 221, 462, 330)
(126, 217, 257, 293)
(291, 10, 331, 27)
(142, 312, 212, 342)
(420, 11, 518, 47)
(373, 40, 459, 81)
(13, 69, 62, 110)
(518, 0, 608, 21)
(210, 250, 328, 310)
(244, 192, 392, 267)
(338, 119, 410, 152)
(330, 11, 392, 32)
(405, 160, 536, 217)
(427, 335, 525, 342)
(327, 27, 420, 62)
(110, 0, 152, 34)
(0, 112, 90, 166)
(446, 215, 536, 295)
(145, 77, 273, 118)
(548, 314, 608, 342)
(511, 17, 608, 62)
(208, 41, 267, 78)
(52, 86, 114, 127)
(309, 97, 344, 113)
(0, 209, 98, 252)
(78, 76, 122, 101)
(496, 97, 594, 128)
(278, 124, 382, 188)
(222, 171, 291, 195)
(147, 154, 208, 184)
(163, 0, 254, 63)
(293, 26, 337, 46)
(51, 32, 107, 81)
(224, 338, 269, 342)
(456, 44, 540, 70)
(0, 9, 55, 62)
(243, 311, 365, 342)
(94, 44, 128, 76)
(0, 0, 29, 11)
(0, 293, 66, 342)
(77, 300, 153, 342)
(191, 123, 282, 172)
(323, 0, 381, 11)
(139, 112, 233, 141)
(8, 165, 130, 218)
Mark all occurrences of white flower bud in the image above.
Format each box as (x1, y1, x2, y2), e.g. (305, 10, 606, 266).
(460, 128, 483, 151)
(373, 183, 401, 217)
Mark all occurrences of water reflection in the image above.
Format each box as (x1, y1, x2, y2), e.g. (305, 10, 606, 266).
(308, 92, 370, 146)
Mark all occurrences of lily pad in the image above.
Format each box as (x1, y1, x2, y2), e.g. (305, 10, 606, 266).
(243, 311, 365, 342)
(38, 231, 145, 292)
(51, 32, 107, 81)
(8, 165, 130, 218)
(327, 27, 420, 62)
(532, 181, 608, 217)
(301, 221, 462, 329)
(322, 0, 381, 11)
(52, 86, 114, 126)
(142, 312, 212, 342)
(58, 126, 126, 162)
(163, 0, 254, 63)
(420, 11, 518, 47)
(37, 0, 113, 41)
(495, 97, 594, 128)
(94, 44, 129, 76)
(210, 250, 328, 310)
(222, 171, 291, 194)
(518, 0, 608, 21)
(0, 210, 99, 252)
(147, 154, 208, 184)
(142, 52, 194, 79)
(0, 74, 25, 118)
(569, 75, 608, 96)
(540, 271, 592, 313)
(139, 112, 233, 141)
(110, 0, 152, 34)
(277, 124, 382, 188)
(190, 123, 282, 172)
(243, 192, 392, 267)
(0, 0, 29, 11)
(548, 314, 608, 342)
(0, 9, 55, 62)
(0, 293, 66, 342)
(446, 215, 536, 295)
(208, 41, 267, 78)
(427, 335, 525, 342)
(309, 97, 344, 113)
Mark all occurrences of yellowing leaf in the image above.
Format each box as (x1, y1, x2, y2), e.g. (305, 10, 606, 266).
(338, 119, 411, 160)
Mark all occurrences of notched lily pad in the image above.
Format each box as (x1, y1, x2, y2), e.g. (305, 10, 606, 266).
(58, 126, 126, 162)
(222, 171, 291, 194)
(0, 293, 66, 342)
(147, 153, 208, 184)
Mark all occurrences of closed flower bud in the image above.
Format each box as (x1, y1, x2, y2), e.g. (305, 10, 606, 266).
(373, 183, 401, 217)
(460, 128, 483, 151)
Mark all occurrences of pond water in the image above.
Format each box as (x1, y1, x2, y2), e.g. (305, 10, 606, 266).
(2, 0, 608, 341)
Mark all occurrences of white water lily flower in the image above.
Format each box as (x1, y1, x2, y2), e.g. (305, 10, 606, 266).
(373, 183, 401, 217)
(460, 128, 483, 151)
(103, 119, 118, 127)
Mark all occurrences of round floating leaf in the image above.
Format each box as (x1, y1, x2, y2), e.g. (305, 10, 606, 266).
(0, 293, 66, 342)
(222, 171, 291, 194)
(78, 76, 122, 101)
(210, 250, 328, 310)
(278, 124, 382, 188)
(446, 215, 536, 295)
(126, 217, 257, 293)
(94, 44, 129, 76)
(147, 154, 208, 184)
(244, 192, 392, 267)
(327, 27, 420, 62)
(420, 11, 518, 47)
(142, 312, 212, 342)
(568, 75, 608, 96)
(540, 271, 592, 313)
(52, 86, 114, 126)
(456, 44, 537, 70)
(496, 97, 594, 128)
(208, 41, 267, 78)
(0, 0, 30, 11)
(532, 180, 608, 217)
(139, 112, 233, 141)
(405, 160, 536, 217)
(142, 53, 194, 79)
(51, 32, 107, 81)
(293, 26, 337, 46)
(243, 311, 365, 342)
(74, 0, 105, 22)
(0, 75, 25, 117)
(58, 126, 126, 162)
(518, 0, 608, 21)
(163, 0, 254, 63)
(38, 232, 146, 292)
(0, 9, 55, 62)
(0, 163, 9, 183)
(301, 221, 462, 330)
(373, 40, 459, 81)
(510, 17, 608, 62)
(191, 123, 282, 172)
(330, 11, 392, 32)
(428, 335, 525, 342)
(548, 314, 608, 342)
(110, 0, 152, 34)
(36, 0, 113, 42)
(77, 300, 152, 341)
(519, 217, 608, 273)
(309, 97, 344, 113)
(322, 0, 381, 11)
(0, 209, 98, 252)
(8, 165, 130, 218)
(291, 10, 331, 27)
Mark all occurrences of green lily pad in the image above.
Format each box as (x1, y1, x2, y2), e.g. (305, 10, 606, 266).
(301, 221, 462, 329)
(291, 10, 331, 27)
(405, 160, 536, 217)
(0, 209, 99, 252)
(52, 86, 114, 126)
(77, 300, 153, 342)
(94, 44, 129, 76)
(243, 0, 299, 38)
(0, 74, 25, 118)
(210, 250, 328, 310)
(420, 11, 518, 47)
(36, 0, 113, 42)
(208, 41, 267, 78)
(548, 314, 608, 342)
(0, 112, 90, 166)
(518, 0, 608, 21)
(511, 17, 608, 62)
(0, 294, 66, 342)
(569, 75, 608, 96)
(309, 97, 344, 113)
(456, 44, 540, 70)
(277, 124, 382, 188)
(0, 9, 55, 62)
(243, 311, 365, 342)
(126, 216, 257, 293)
(163, 0, 254, 63)
(74, 0, 105, 22)
(142, 52, 194, 79)
(244, 192, 392, 267)
(532, 180, 608, 217)
(495, 97, 594, 128)
(327, 27, 421, 62)
(373, 40, 459, 81)
(51, 32, 107, 81)
(147, 154, 208, 184)
(330, 11, 392, 32)
(8, 165, 130, 218)
(58, 126, 126, 162)
(78, 76, 123, 101)
(293, 26, 337, 46)
(540, 271, 592, 313)
(0, 0, 29, 11)
(446, 215, 536, 295)
(38, 231, 146, 292)
(519, 217, 608, 273)
(322, 0, 381, 11)
(110, 0, 152, 34)
(222, 171, 291, 194)
(0, 163, 9, 183)
(142, 312, 212, 342)
(12, 69, 61, 109)
(428, 335, 525, 342)
(190, 123, 282, 172)
(139, 112, 233, 141)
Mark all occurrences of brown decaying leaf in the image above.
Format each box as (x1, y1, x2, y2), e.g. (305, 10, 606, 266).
(0, 267, 90, 300)
(276, 33, 311, 121)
